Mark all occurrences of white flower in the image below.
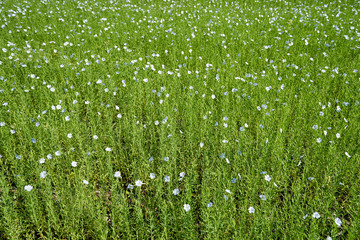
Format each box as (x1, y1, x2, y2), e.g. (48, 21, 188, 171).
(39, 158, 45, 164)
(184, 204, 190, 212)
(67, 133, 72, 138)
(65, 116, 70, 121)
(47, 154, 52, 159)
(200, 142, 204, 148)
(336, 133, 340, 138)
(248, 207, 255, 213)
(55, 151, 60, 156)
(260, 194, 267, 200)
(207, 202, 213, 207)
(150, 173, 156, 179)
(312, 212, 320, 219)
(164, 176, 170, 182)
(316, 138, 322, 143)
(127, 184, 134, 189)
(179, 172, 185, 178)
(211, 94, 215, 99)
(265, 175, 271, 181)
(135, 180, 143, 187)
(83, 180, 89, 185)
(117, 114, 122, 118)
(155, 120, 159, 125)
(345, 152, 351, 158)
(85, 101, 90, 104)
(173, 188, 179, 195)
(326, 237, 332, 240)
(105, 147, 111, 152)
(40, 171, 47, 178)
(71, 161, 77, 167)
(93, 135, 98, 139)
(114, 171, 121, 178)
(24, 185, 33, 191)
(335, 217, 342, 226)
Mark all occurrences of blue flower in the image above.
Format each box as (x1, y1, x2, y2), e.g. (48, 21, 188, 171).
(184, 204, 190, 212)
(248, 207, 255, 213)
(40, 171, 47, 178)
(335, 218, 342, 227)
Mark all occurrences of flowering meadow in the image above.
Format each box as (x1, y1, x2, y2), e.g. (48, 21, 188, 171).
(0, 0, 359, 239)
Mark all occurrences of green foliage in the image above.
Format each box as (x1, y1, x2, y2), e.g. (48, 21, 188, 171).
(0, 0, 359, 239)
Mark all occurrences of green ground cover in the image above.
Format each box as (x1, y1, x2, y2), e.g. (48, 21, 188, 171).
(0, 0, 359, 239)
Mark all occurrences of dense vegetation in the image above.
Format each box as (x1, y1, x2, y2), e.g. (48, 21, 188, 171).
(0, 0, 359, 239)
